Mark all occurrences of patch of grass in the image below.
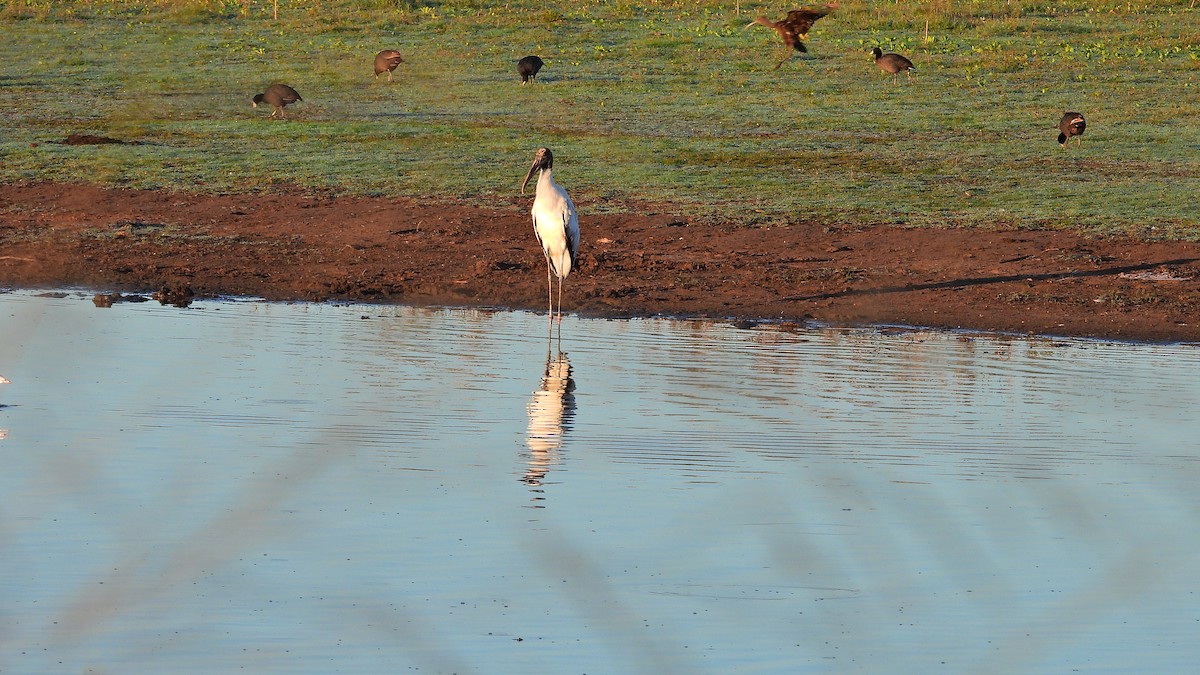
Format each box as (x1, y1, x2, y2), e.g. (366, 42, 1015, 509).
(0, 0, 1197, 238)
(1092, 288, 1170, 308)
(797, 267, 867, 283)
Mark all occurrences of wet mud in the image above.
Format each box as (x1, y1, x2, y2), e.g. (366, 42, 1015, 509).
(1, 182, 1198, 342)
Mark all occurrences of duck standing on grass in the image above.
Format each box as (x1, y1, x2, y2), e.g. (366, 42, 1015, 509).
(521, 147, 580, 328)
(518, 55, 544, 84)
(252, 84, 303, 119)
(872, 47, 915, 83)
(1058, 112, 1086, 148)
(374, 50, 404, 81)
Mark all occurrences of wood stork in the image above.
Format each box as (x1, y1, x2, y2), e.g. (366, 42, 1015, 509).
(521, 147, 580, 327)
(1058, 112, 1086, 148)
(374, 50, 404, 81)
(252, 84, 302, 119)
(872, 47, 915, 83)
(517, 55, 544, 84)
(747, 5, 837, 69)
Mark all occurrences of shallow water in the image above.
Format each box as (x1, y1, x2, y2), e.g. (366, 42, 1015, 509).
(1, 290, 1199, 673)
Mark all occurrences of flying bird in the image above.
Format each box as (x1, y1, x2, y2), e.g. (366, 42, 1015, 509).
(872, 47, 915, 83)
(374, 50, 404, 81)
(517, 55, 544, 84)
(747, 5, 837, 69)
(1058, 112, 1086, 148)
(252, 84, 302, 119)
(521, 147, 580, 327)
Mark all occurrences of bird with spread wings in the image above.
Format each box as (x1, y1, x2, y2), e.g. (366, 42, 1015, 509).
(748, 4, 838, 69)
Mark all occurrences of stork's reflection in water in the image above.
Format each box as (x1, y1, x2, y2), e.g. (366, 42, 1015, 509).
(522, 346, 576, 500)
(0, 375, 8, 440)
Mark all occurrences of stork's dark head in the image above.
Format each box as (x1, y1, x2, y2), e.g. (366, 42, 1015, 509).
(251, 93, 266, 107)
(871, 47, 883, 59)
(521, 147, 554, 194)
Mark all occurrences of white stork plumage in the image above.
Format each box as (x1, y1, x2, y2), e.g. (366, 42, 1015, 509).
(0, 375, 7, 439)
(521, 147, 580, 327)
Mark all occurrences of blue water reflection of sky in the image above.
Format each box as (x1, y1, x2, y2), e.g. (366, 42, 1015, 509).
(1, 290, 1198, 674)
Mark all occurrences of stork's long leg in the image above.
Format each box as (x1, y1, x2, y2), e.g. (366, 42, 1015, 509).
(555, 275, 564, 340)
(546, 261, 554, 326)
(556, 274, 564, 325)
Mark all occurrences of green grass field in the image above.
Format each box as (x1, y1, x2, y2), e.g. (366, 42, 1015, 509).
(1, 0, 1197, 238)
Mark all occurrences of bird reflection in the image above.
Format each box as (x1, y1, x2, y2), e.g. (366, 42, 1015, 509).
(523, 347, 576, 497)
(1, 375, 9, 439)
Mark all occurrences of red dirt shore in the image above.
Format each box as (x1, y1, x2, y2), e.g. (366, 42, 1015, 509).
(1, 182, 1197, 342)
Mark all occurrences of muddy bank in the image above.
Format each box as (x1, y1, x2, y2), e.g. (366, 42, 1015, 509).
(1, 182, 1197, 342)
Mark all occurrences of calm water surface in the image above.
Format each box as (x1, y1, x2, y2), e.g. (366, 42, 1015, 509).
(1, 290, 1199, 673)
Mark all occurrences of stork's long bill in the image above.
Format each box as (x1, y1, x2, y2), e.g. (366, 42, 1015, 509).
(521, 148, 553, 194)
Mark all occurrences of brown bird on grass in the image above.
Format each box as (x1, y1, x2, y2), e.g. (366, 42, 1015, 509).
(517, 55, 544, 84)
(251, 84, 302, 119)
(1057, 112, 1086, 148)
(747, 5, 837, 69)
(374, 50, 404, 81)
(872, 47, 915, 83)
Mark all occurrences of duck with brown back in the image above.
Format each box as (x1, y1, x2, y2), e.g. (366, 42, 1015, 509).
(252, 84, 302, 119)
(872, 47, 915, 83)
(518, 55, 544, 84)
(374, 50, 404, 81)
(1058, 112, 1086, 148)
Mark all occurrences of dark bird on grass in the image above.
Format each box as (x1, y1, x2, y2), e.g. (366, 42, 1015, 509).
(518, 55, 544, 84)
(747, 5, 837, 69)
(252, 84, 302, 119)
(872, 47, 915, 83)
(521, 147, 580, 328)
(1058, 112, 1086, 148)
(374, 50, 404, 81)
